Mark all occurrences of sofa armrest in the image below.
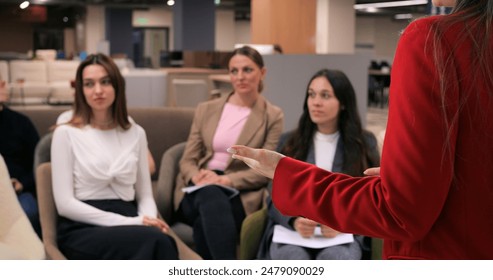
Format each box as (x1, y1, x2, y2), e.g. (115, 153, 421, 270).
(239, 207, 268, 260)
(35, 162, 67, 260)
(155, 142, 187, 223)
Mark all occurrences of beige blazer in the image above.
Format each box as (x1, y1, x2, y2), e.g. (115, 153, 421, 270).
(174, 93, 284, 215)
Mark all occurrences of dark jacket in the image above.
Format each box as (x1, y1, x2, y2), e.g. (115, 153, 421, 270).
(0, 106, 39, 195)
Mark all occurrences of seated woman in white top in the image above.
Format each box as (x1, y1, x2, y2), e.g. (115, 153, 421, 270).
(51, 53, 177, 259)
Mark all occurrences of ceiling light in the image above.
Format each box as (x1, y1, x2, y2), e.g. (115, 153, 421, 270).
(20, 1, 30, 9)
(366, 7, 379, 13)
(354, 0, 427, 10)
(167, 0, 175, 6)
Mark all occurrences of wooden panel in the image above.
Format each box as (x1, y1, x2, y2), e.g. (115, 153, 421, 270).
(251, 0, 316, 54)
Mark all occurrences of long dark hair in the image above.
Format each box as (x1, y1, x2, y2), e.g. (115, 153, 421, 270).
(229, 46, 265, 92)
(431, 0, 493, 164)
(71, 53, 130, 130)
(280, 69, 373, 176)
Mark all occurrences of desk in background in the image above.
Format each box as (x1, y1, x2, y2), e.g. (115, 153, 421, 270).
(368, 69, 391, 108)
(208, 74, 232, 99)
(124, 69, 167, 107)
(160, 68, 228, 107)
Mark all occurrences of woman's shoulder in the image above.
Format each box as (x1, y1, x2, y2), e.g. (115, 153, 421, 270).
(404, 15, 441, 33)
(129, 122, 146, 136)
(260, 95, 284, 118)
(393, 16, 446, 57)
(277, 130, 296, 151)
(361, 129, 378, 147)
(403, 15, 464, 40)
(3, 107, 33, 123)
(53, 123, 75, 134)
(195, 95, 225, 113)
(51, 123, 84, 143)
(397, 15, 447, 44)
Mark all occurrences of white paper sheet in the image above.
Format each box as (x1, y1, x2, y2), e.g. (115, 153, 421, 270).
(272, 225, 354, 249)
(182, 184, 239, 198)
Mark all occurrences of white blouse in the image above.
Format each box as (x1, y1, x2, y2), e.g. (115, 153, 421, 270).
(314, 131, 340, 171)
(51, 123, 157, 227)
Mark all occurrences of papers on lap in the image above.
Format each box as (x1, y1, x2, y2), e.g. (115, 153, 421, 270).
(272, 225, 354, 249)
(182, 184, 239, 198)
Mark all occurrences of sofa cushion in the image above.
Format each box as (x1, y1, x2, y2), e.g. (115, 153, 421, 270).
(9, 60, 51, 100)
(47, 60, 78, 83)
(0, 60, 8, 82)
(9, 60, 48, 83)
(48, 81, 74, 103)
(129, 107, 195, 180)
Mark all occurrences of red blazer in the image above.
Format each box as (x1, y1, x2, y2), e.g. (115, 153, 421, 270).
(272, 16, 493, 259)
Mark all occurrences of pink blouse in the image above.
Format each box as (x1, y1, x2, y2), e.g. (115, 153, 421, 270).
(208, 102, 251, 171)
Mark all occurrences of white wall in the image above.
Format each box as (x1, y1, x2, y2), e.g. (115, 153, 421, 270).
(317, 0, 355, 54)
(355, 17, 375, 47)
(85, 5, 106, 55)
(374, 17, 409, 62)
(235, 20, 252, 46)
(215, 10, 236, 51)
(355, 16, 422, 64)
(316, 0, 330, 53)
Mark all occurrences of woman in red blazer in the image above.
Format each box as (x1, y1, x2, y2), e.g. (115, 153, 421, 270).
(229, 0, 493, 259)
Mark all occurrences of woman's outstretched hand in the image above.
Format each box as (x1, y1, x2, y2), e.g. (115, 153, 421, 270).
(227, 145, 285, 179)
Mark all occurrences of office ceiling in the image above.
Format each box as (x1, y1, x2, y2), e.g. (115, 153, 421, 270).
(0, 0, 429, 18)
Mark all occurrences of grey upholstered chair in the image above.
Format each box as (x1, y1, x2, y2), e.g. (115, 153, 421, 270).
(155, 142, 195, 247)
(35, 162, 66, 259)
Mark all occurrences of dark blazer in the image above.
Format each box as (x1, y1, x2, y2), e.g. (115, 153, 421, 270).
(174, 93, 284, 216)
(257, 130, 380, 259)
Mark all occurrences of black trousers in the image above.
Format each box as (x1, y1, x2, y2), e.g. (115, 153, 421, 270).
(178, 185, 245, 260)
(57, 200, 178, 260)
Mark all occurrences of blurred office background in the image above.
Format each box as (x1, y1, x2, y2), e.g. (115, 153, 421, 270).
(0, 0, 448, 131)
(0, 0, 438, 66)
